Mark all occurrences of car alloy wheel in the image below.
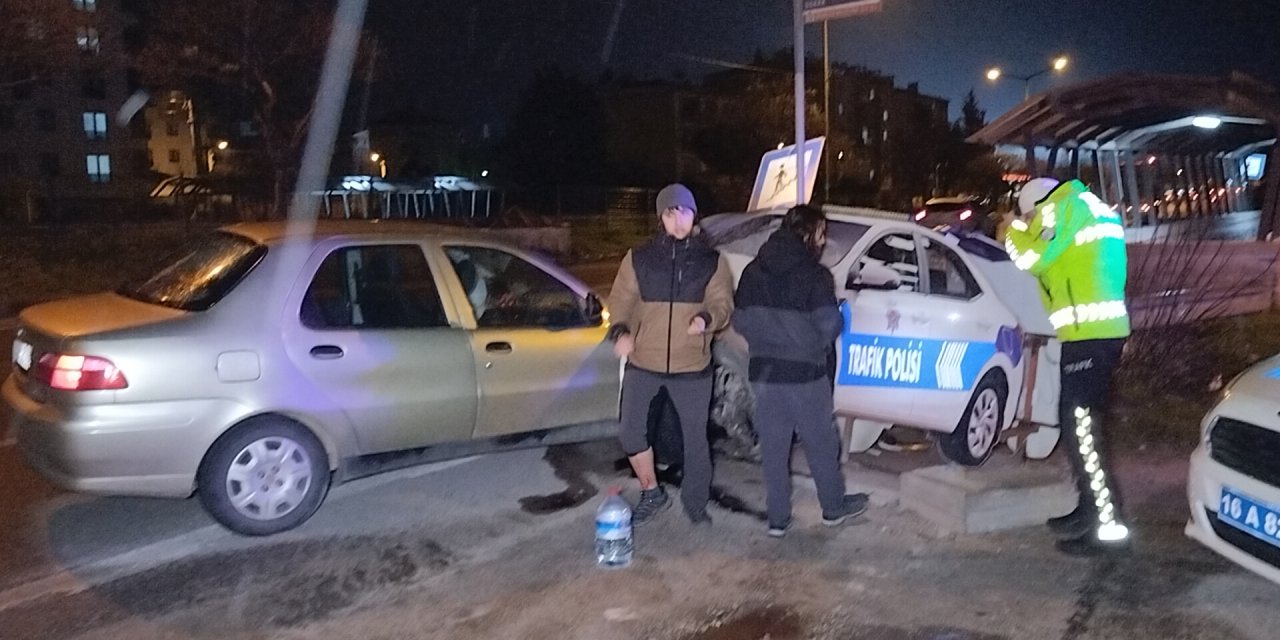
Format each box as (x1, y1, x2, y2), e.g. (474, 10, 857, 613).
(938, 372, 1006, 466)
(967, 388, 1000, 459)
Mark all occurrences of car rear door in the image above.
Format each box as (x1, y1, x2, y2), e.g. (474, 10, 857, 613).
(440, 244, 618, 437)
(283, 241, 478, 454)
(910, 234, 1010, 428)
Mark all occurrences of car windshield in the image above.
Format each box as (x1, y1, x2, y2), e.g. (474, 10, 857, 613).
(708, 214, 869, 268)
(118, 231, 266, 311)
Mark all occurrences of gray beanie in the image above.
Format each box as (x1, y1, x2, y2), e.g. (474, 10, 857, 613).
(655, 183, 697, 215)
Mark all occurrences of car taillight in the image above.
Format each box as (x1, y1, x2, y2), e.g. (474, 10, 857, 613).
(914, 210, 926, 220)
(960, 209, 973, 220)
(32, 353, 128, 391)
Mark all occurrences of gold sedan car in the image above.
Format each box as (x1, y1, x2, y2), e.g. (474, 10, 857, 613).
(3, 221, 619, 535)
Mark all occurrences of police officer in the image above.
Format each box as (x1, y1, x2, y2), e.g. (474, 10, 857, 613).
(1006, 177, 1132, 555)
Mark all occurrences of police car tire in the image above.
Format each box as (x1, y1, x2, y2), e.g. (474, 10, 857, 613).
(938, 372, 1006, 466)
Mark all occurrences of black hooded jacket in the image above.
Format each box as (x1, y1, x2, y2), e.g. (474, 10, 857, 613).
(731, 229, 843, 383)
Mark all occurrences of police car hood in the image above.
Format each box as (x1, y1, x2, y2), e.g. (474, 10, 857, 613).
(950, 236, 1056, 337)
(1226, 355, 1280, 401)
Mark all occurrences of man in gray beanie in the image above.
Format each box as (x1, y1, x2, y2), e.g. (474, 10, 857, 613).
(607, 183, 735, 526)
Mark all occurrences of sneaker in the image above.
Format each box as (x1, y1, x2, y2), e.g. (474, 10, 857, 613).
(632, 487, 671, 526)
(822, 493, 869, 526)
(767, 520, 792, 538)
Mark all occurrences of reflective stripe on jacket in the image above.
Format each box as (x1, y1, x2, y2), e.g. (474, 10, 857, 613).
(1004, 179, 1131, 342)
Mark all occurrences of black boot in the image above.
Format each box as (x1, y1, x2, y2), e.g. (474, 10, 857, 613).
(1047, 505, 1094, 541)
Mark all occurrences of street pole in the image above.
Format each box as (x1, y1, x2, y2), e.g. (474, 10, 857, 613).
(823, 20, 831, 202)
(793, 0, 807, 206)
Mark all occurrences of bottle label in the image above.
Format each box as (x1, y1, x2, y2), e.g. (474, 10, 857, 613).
(596, 518, 631, 541)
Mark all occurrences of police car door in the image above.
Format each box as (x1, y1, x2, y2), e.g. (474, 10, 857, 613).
(834, 231, 929, 425)
(912, 234, 1016, 429)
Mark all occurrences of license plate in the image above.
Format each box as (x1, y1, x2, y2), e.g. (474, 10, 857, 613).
(12, 339, 32, 371)
(1218, 487, 1280, 548)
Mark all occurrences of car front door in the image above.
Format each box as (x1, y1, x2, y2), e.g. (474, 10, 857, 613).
(835, 232, 931, 424)
(285, 242, 478, 454)
(442, 244, 618, 437)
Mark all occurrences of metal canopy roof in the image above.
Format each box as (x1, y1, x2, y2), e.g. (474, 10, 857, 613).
(969, 73, 1279, 154)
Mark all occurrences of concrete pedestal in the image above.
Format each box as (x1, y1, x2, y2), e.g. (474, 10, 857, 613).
(900, 463, 1076, 534)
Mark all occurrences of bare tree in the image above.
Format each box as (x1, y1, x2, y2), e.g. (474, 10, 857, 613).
(135, 0, 366, 217)
(1124, 214, 1279, 390)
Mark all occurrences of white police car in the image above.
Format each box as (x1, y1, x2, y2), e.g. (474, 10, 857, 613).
(704, 207, 1060, 465)
(1187, 357, 1280, 585)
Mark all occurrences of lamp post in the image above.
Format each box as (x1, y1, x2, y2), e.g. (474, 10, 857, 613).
(369, 152, 386, 178)
(985, 55, 1069, 100)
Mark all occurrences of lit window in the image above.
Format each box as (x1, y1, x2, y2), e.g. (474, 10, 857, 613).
(82, 111, 107, 139)
(868, 88, 876, 101)
(86, 154, 110, 183)
(883, 109, 890, 122)
(73, 0, 97, 12)
(882, 129, 889, 142)
(76, 27, 100, 54)
(861, 127, 869, 144)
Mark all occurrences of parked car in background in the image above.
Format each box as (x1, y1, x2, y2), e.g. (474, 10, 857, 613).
(3, 220, 619, 535)
(702, 207, 1060, 466)
(1187, 356, 1280, 585)
(914, 196, 999, 237)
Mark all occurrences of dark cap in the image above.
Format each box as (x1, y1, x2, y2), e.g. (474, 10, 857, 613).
(656, 183, 697, 215)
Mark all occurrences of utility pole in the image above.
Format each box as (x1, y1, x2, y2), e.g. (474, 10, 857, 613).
(793, 0, 807, 206)
(823, 20, 831, 202)
(797, 1, 882, 206)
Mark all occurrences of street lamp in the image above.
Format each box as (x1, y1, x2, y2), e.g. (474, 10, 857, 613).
(985, 55, 1070, 100)
(369, 152, 386, 178)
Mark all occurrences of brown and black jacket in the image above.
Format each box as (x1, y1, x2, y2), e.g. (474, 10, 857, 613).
(607, 232, 735, 375)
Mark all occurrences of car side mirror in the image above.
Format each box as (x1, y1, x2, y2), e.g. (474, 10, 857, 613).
(584, 292, 604, 326)
(846, 262, 901, 291)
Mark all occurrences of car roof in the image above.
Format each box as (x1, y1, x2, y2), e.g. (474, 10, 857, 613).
(707, 207, 957, 245)
(221, 219, 497, 244)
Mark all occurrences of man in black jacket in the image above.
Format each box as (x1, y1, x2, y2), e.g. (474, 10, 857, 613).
(732, 205, 868, 537)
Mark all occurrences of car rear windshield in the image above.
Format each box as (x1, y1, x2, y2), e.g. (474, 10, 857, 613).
(118, 232, 266, 311)
(707, 215, 869, 268)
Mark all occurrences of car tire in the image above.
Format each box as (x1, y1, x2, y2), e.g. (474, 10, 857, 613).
(938, 371, 1006, 466)
(197, 417, 331, 536)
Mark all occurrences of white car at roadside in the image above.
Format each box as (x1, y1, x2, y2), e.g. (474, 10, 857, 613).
(704, 207, 1060, 465)
(1187, 357, 1280, 585)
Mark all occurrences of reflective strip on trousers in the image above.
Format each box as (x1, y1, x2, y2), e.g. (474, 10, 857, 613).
(1074, 406, 1119, 526)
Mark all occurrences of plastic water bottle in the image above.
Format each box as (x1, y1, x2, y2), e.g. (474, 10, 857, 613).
(595, 487, 633, 568)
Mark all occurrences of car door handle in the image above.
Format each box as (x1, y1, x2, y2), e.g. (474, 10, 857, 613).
(309, 345, 344, 359)
(485, 341, 513, 354)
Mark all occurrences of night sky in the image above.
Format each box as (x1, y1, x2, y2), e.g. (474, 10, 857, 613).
(366, 0, 1280, 130)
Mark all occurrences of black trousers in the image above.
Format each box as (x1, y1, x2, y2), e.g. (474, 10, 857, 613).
(1059, 338, 1127, 531)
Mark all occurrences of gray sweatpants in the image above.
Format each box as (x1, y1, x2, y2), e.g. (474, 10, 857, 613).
(753, 378, 846, 527)
(619, 365, 714, 516)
